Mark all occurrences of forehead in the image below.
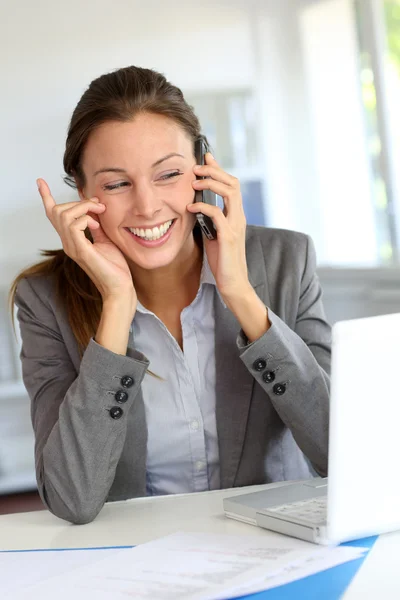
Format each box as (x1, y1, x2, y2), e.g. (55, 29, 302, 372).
(82, 113, 192, 171)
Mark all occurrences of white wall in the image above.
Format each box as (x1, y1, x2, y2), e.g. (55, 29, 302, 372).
(250, 0, 324, 251)
(0, 0, 385, 283)
(0, 0, 255, 281)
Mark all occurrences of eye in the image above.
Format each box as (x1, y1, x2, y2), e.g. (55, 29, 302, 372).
(103, 181, 130, 191)
(158, 171, 183, 181)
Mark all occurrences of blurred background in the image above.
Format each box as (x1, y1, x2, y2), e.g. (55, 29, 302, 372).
(0, 0, 399, 510)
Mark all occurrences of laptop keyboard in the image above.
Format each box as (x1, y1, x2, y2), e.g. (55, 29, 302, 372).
(266, 496, 327, 525)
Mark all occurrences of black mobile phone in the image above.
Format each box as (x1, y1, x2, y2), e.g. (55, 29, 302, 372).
(194, 138, 217, 240)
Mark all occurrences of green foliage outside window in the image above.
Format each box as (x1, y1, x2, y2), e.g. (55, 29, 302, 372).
(385, 0, 400, 76)
(355, 0, 400, 262)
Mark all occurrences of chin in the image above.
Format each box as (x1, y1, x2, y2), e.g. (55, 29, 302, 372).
(126, 245, 183, 271)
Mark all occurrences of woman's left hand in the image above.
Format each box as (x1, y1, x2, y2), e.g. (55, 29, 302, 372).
(187, 152, 252, 305)
(188, 152, 271, 341)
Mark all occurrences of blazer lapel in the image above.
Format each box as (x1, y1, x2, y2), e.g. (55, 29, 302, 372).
(215, 230, 271, 489)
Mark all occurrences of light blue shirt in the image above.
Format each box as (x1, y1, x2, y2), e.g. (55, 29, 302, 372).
(131, 251, 223, 496)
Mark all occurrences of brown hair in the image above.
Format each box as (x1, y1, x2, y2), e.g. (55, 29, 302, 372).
(9, 65, 208, 355)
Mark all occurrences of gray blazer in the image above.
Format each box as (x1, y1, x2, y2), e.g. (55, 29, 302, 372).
(15, 226, 331, 524)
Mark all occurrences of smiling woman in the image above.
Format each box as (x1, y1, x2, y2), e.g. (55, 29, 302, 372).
(9, 65, 331, 525)
(76, 114, 201, 274)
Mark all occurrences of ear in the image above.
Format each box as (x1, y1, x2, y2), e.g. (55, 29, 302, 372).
(77, 188, 87, 202)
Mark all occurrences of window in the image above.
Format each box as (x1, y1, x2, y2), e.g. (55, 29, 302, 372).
(355, 0, 400, 263)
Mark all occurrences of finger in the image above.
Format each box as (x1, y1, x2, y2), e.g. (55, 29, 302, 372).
(61, 213, 99, 257)
(193, 164, 236, 187)
(57, 201, 105, 229)
(75, 212, 112, 246)
(187, 203, 227, 233)
(37, 179, 101, 215)
(192, 177, 231, 199)
(205, 152, 218, 166)
(192, 179, 242, 219)
(88, 216, 112, 244)
(37, 179, 103, 226)
(54, 198, 102, 213)
(70, 214, 100, 234)
(37, 179, 56, 219)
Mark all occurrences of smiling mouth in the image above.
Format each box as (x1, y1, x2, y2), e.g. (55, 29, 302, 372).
(127, 219, 175, 241)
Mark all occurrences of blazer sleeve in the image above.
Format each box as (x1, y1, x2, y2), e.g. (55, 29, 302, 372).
(237, 235, 331, 477)
(14, 277, 149, 524)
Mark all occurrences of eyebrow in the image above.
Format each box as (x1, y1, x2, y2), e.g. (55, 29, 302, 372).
(93, 153, 185, 176)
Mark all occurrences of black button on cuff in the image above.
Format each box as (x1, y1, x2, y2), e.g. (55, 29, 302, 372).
(252, 358, 267, 372)
(263, 370, 276, 383)
(115, 390, 129, 404)
(121, 375, 134, 388)
(109, 406, 124, 419)
(273, 383, 287, 396)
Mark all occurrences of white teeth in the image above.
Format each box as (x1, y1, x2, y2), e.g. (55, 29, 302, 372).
(129, 220, 173, 241)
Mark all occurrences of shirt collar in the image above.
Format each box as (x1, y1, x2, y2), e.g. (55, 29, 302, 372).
(199, 245, 216, 286)
(200, 245, 226, 306)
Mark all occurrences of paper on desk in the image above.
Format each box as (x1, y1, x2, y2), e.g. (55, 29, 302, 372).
(0, 548, 128, 596)
(211, 545, 366, 600)
(6, 532, 367, 600)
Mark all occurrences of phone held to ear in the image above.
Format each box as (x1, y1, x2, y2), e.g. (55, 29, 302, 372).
(194, 138, 218, 240)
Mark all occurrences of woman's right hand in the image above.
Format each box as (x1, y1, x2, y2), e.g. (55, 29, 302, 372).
(38, 179, 137, 312)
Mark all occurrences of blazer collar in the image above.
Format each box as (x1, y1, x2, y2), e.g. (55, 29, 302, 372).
(245, 227, 270, 292)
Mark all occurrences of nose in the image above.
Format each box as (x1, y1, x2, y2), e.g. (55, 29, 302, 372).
(131, 180, 163, 220)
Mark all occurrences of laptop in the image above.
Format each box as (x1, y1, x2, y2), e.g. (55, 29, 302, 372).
(224, 312, 400, 544)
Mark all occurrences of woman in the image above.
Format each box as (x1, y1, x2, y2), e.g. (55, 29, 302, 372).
(11, 66, 331, 525)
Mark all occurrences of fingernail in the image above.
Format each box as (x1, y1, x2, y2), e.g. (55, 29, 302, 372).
(36, 179, 41, 190)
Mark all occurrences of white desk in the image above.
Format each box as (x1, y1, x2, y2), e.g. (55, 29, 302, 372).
(0, 484, 399, 599)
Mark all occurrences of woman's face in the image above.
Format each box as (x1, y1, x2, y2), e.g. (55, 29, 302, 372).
(80, 113, 198, 271)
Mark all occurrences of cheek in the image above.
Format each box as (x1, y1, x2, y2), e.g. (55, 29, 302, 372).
(97, 202, 123, 232)
(174, 174, 195, 206)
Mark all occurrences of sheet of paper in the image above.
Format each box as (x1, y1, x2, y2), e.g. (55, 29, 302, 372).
(211, 546, 366, 599)
(5, 532, 367, 600)
(0, 548, 129, 596)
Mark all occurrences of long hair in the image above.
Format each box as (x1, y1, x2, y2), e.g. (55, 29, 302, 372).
(9, 66, 207, 356)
